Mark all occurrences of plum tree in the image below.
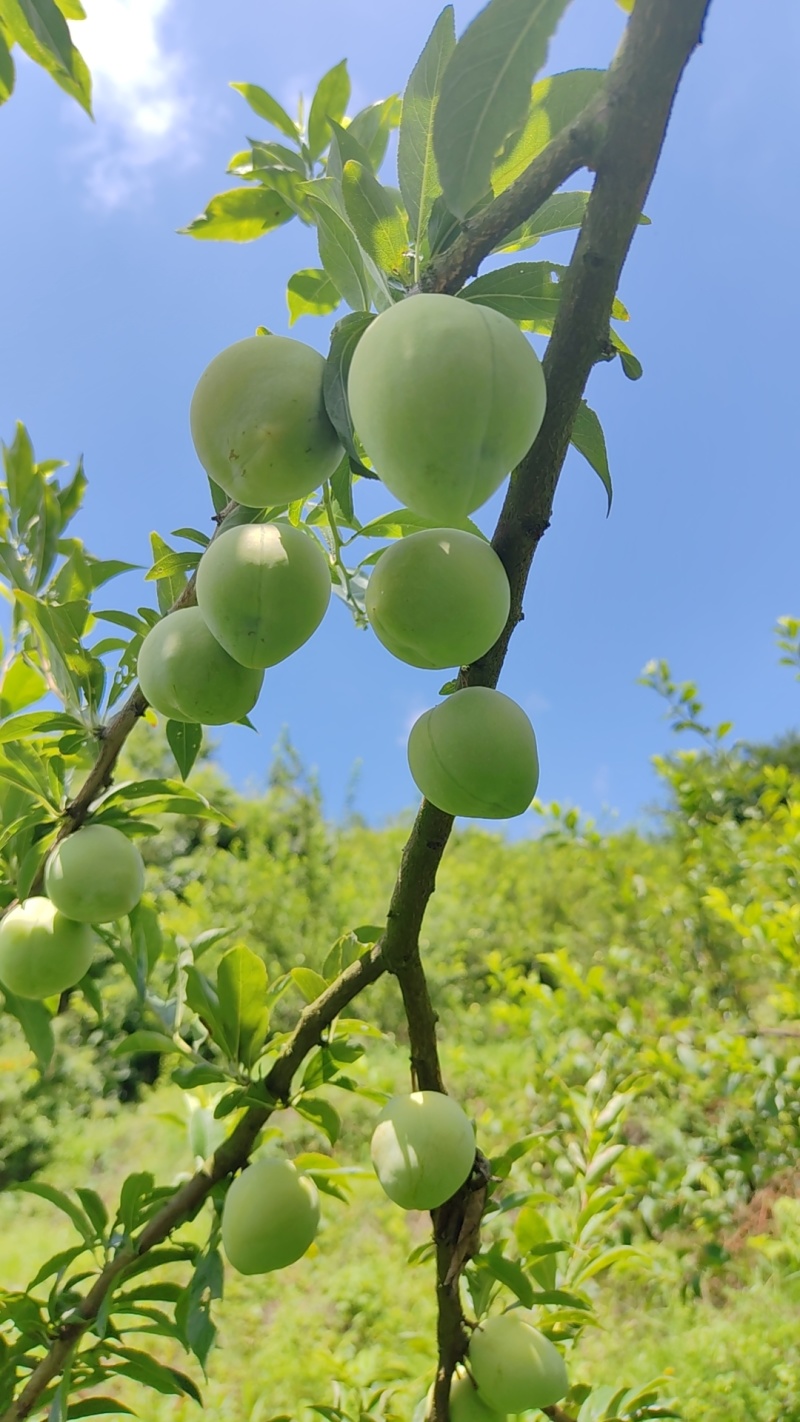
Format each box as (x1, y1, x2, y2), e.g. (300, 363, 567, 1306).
(407, 686, 539, 819)
(136, 606, 264, 724)
(365, 529, 510, 670)
(0, 898, 95, 999)
(44, 824, 145, 923)
(221, 1156, 320, 1274)
(370, 1090, 476, 1211)
(195, 522, 332, 668)
(467, 1312, 568, 1414)
(190, 335, 343, 507)
(348, 294, 546, 523)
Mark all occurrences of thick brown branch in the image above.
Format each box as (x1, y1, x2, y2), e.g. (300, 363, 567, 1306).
(2, 943, 386, 1422)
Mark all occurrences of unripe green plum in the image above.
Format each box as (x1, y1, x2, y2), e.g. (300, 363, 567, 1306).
(468, 1311, 568, 1414)
(348, 294, 546, 522)
(0, 898, 94, 999)
(221, 1156, 320, 1275)
(45, 824, 145, 923)
(370, 1090, 475, 1211)
(195, 522, 331, 669)
(407, 686, 538, 819)
(190, 335, 343, 507)
(366, 528, 510, 670)
(427, 1371, 504, 1422)
(136, 606, 263, 725)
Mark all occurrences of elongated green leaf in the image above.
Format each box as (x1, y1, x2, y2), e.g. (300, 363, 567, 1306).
(112, 1031, 184, 1058)
(571, 400, 612, 514)
(147, 534, 185, 615)
(13, 1182, 96, 1243)
(295, 1095, 341, 1145)
(346, 95, 401, 171)
(2, 0, 91, 113)
(184, 966, 231, 1056)
(307, 59, 350, 160)
(110, 1348, 201, 1403)
(1, 990, 54, 1069)
(609, 326, 643, 380)
(229, 81, 298, 139)
(0, 710, 82, 744)
(0, 27, 14, 106)
(291, 966, 329, 1003)
(434, 0, 571, 218)
(355, 508, 486, 541)
(180, 187, 293, 242)
(68, 1401, 136, 1418)
(460, 260, 562, 324)
(304, 182, 371, 312)
(342, 161, 408, 277)
(495, 190, 590, 252)
(0, 654, 47, 716)
(166, 720, 202, 781)
(145, 551, 201, 582)
(323, 312, 376, 466)
(216, 944, 270, 1068)
(397, 6, 456, 264)
(492, 68, 604, 194)
(287, 268, 341, 326)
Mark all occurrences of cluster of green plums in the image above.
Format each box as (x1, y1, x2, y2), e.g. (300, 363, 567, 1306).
(0, 824, 145, 999)
(135, 292, 545, 819)
(221, 1088, 567, 1417)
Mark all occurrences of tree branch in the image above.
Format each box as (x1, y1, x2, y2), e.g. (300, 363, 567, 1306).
(1, 942, 387, 1422)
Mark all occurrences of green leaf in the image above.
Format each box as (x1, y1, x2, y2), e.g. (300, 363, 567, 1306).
(166, 720, 202, 781)
(609, 326, 643, 380)
(68, 1401, 136, 1418)
(291, 966, 329, 1003)
(573, 1244, 642, 1282)
(329, 456, 355, 525)
(1, 990, 54, 1069)
(230, 81, 298, 139)
(433, 0, 571, 219)
(346, 95, 402, 171)
(95, 777, 229, 824)
(184, 967, 232, 1055)
(112, 1031, 184, 1058)
(0, 25, 15, 104)
(0, 710, 82, 744)
(0, 655, 48, 715)
(148, 534, 185, 615)
(304, 180, 372, 312)
(2, 0, 91, 113)
(460, 260, 562, 325)
(492, 69, 605, 195)
(481, 1247, 535, 1307)
(180, 186, 294, 242)
(171, 527, 211, 548)
(307, 59, 350, 160)
(13, 1182, 96, 1243)
(355, 508, 486, 541)
(145, 551, 201, 581)
(216, 944, 270, 1068)
(110, 1348, 202, 1403)
(571, 400, 612, 514)
(323, 312, 376, 465)
(341, 161, 409, 278)
(295, 1095, 341, 1145)
(75, 1187, 108, 1239)
(287, 268, 341, 326)
(397, 6, 456, 265)
(495, 190, 590, 253)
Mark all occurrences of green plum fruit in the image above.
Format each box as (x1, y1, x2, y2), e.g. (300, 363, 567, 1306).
(468, 1311, 568, 1414)
(136, 606, 264, 725)
(424, 1370, 504, 1422)
(221, 1156, 320, 1275)
(45, 824, 145, 923)
(407, 686, 538, 819)
(347, 293, 546, 522)
(190, 335, 343, 507)
(0, 898, 94, 999)
(370, 1090, 475, 1211)
(195, 522, 331, 669)
(365, 528, 510, 670)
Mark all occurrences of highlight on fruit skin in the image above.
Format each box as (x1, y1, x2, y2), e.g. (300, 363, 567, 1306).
(425, 1368, 504, 1422)
(136, 606, 264, 725)
(45, 824, 145, 924)
(467, 1310, 568, 1414)
(0, 898, 95, 1000)
(365, 528, 510, 670)
(221, 1156, 320, 1275)
(347, 292, 546, 523)
(370, 1090, 476, 1211)
(195, 522, 332, 669)
(190, 334, 343, 507)
(407, 686, 539, 819)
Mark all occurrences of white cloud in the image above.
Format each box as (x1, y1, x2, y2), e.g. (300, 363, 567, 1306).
(68, 0, 197, 207)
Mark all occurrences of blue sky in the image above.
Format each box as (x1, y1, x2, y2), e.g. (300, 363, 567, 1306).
(1, 0, 798, 832)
